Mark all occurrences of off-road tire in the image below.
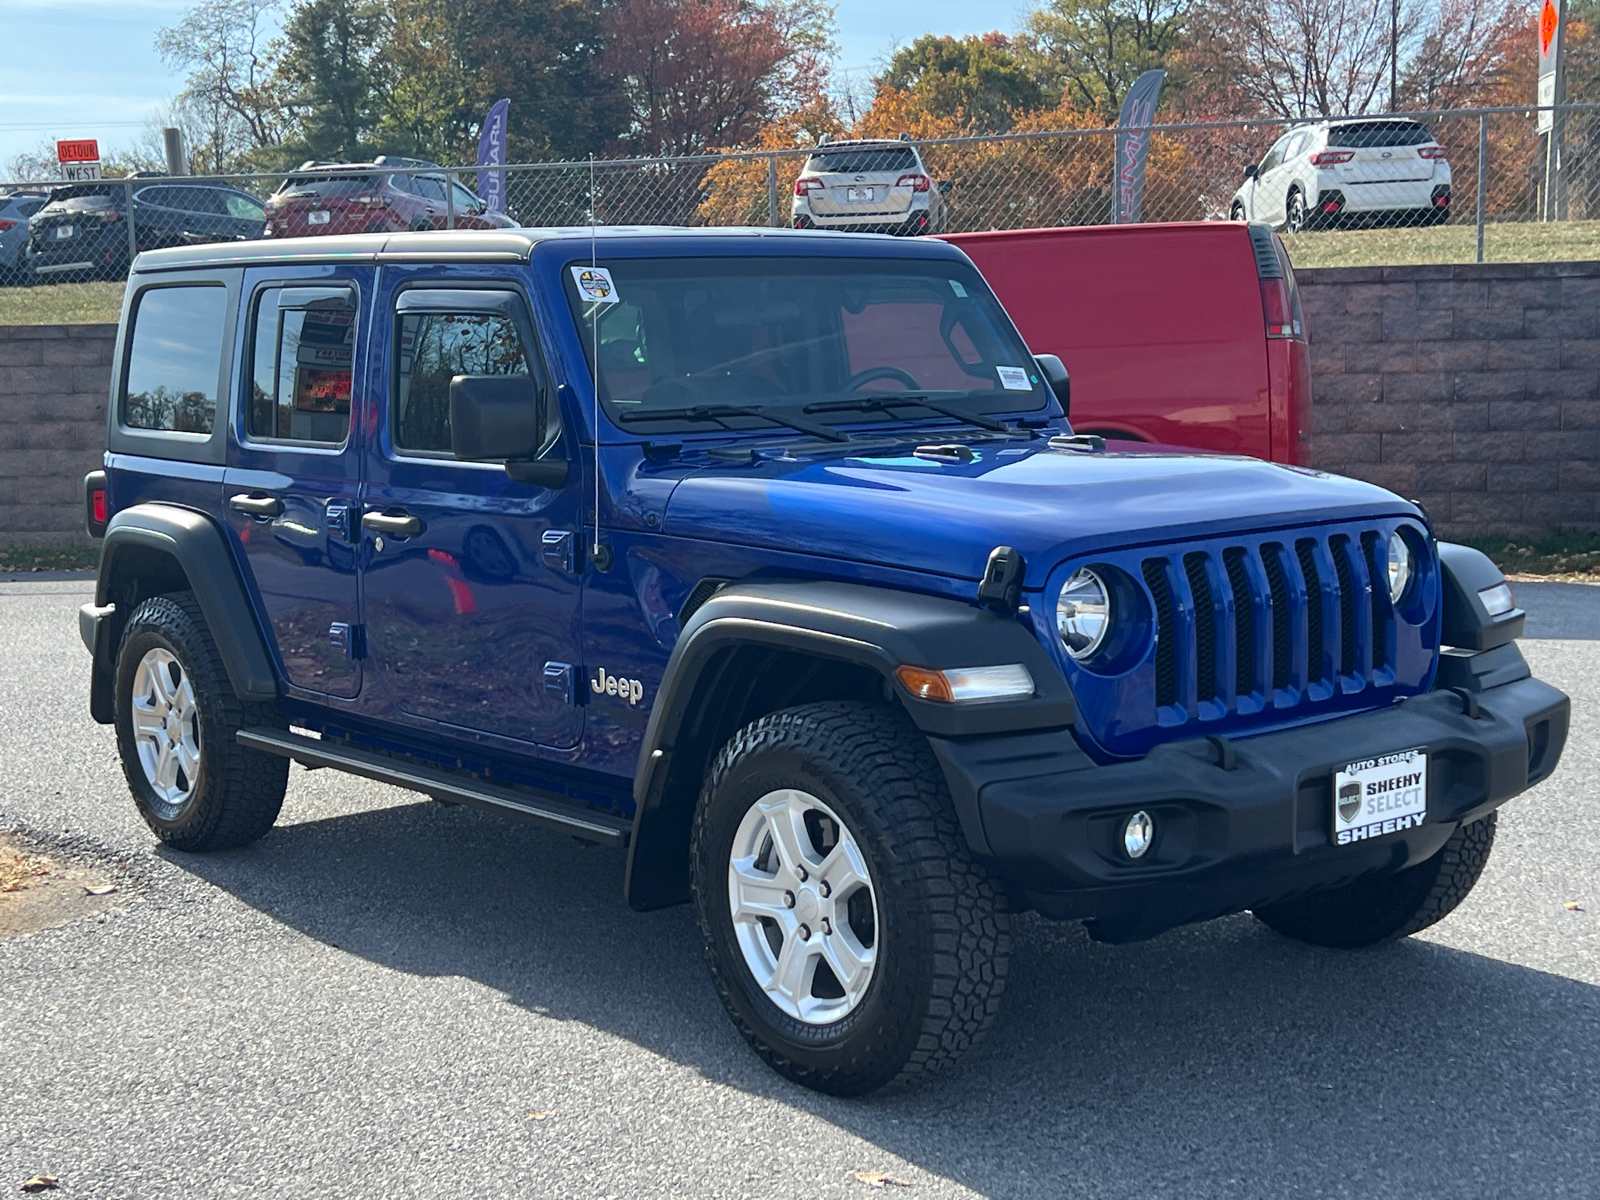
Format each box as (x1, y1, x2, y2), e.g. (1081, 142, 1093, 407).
(1252, 812, 1497, 948)
(114, 592, 288, 851)
(692, 701, 1009, 1096)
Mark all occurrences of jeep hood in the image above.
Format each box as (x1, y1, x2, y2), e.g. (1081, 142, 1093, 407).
(661, 443, 1421, 587)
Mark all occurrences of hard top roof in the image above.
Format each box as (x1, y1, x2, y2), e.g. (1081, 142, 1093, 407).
(132, 225, 966, 272)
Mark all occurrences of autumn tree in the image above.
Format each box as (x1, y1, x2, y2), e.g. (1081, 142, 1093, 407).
(601, 0, 833, 157)
(1019, 0, 1194, 115)
(880, 34, 1049, 133)
(156, 0, 297, 170)
(277, 0, 390, 159)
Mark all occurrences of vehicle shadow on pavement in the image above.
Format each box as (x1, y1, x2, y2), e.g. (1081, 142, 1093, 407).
(167, 792, 1600, 1198)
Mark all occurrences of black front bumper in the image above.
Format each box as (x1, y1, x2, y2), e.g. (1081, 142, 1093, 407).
(930, 672, 1568, 943)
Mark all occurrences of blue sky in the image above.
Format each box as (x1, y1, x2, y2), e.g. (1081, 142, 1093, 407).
(0, 0, 1016, 173)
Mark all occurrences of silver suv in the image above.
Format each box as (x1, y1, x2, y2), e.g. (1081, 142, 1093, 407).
(792, 138, 948, 235)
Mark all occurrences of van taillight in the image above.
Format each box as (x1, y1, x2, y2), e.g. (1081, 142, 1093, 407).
(1261, 280, 1299, 339)
(1248, 223, 1306, 341)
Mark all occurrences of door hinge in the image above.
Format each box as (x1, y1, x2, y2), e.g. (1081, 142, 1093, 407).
(542, 529, 576, 574)
(329, 622, 366, 660)
(326, 501, 356, 543)
(543, 661, 580, 705)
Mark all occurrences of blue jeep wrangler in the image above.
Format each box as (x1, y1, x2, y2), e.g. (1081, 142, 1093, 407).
(79, 228, 1568, 1095)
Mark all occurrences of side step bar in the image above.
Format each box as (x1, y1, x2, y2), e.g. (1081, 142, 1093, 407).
(238, 727, 631, 848)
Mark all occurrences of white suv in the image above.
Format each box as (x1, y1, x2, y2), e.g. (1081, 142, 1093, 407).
(1230, 118, 1452, 232)
(792, 138, 949, 236)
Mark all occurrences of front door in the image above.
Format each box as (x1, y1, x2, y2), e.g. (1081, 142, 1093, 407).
(360, 275, 585, 749)
(224, 271, 368, 698)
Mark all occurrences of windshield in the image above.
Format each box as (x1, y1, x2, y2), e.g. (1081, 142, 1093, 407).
(1326, 121, 1433, 148)
(803, 147, 919, 175)
(564, 255, 1048, 435)
(274, 174, 380, 198)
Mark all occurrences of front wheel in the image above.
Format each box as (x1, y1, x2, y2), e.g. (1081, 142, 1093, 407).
(692, 701, 1009, 1095)
(1252, 813, 1497, 948)
(1229, 201, 1246, 221)
(114, 593, 289, 850)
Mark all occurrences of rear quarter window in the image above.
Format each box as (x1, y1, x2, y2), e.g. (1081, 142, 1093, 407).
(121, 285, 228, 435)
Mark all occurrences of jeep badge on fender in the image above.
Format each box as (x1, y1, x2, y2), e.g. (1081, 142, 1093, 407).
(79, 225, 1568, 1098)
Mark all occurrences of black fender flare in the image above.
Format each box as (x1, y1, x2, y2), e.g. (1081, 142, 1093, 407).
(89, 504, 279, 717)
(623, 580, 1076, 909)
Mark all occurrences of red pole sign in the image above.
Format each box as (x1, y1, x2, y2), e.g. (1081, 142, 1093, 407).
(56, 139, 101, 164)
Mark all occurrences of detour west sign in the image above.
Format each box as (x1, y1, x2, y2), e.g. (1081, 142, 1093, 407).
(56, 139, 100, 164)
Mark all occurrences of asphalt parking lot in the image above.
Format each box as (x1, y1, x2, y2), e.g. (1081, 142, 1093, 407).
(2, 576, 1596, 1199)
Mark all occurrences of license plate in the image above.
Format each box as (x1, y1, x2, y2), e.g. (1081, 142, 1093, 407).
(1333, 749, 1427, 845)
(847, 187, 875, 202)
(307, 210, 330, 225)
(54, 225, 75, 239)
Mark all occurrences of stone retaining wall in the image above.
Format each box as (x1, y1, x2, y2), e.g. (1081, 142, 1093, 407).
(0, 323, 115, 546)
(1299, 260, 1600, 542)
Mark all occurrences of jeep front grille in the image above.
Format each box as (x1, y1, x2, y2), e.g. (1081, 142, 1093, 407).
(1144, 531, 1392, 711)
(1056, 518, 1439, 759)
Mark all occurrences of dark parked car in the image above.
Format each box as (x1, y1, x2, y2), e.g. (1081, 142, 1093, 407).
(263, 156, 519, 238)
(0, 190, 49, 284)
(26, 178, 266, 282)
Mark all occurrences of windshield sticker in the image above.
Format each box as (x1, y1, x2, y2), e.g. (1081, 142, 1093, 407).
(571, 265, 620, 305)
(949, 279, 968, 297)
(997, 365, 1032, 391)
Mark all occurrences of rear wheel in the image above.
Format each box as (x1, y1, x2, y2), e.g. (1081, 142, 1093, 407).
(1253, 813, 1496, 948)
(1286, 188, 1308, 233)
(693, 701, 1009, 1095)
(114, 593, 288, 851)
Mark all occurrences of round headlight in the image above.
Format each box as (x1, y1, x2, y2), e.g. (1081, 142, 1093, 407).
(1057, 568, 1111, 659)
(1387, 532, 1412, 603)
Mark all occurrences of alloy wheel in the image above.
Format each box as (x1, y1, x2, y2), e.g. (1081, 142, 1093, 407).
(129, 647, 202, 812)
(726, 788, 879, 1025)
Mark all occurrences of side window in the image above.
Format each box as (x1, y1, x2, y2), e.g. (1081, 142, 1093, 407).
(1258, 143, 1282, 175)
(394, 307, 534, 455)
(388, 174, 414, 195)
(246, 287, 357, 445)
(449, 182, 481, 212)
(414, 176, 447, 203)
(224, 193, 264, 220)
(1282, 133, 1306, 161)
(122, 285, 227, 434)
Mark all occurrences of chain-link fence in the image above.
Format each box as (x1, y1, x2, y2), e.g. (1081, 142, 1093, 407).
(2, 103, 1597, 299)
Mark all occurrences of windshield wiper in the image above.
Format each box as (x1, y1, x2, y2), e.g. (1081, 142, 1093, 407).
(615, 404, 850, 443)
(804, 394, 1012, 434)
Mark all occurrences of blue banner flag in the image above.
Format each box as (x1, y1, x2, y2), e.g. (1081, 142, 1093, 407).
(1114, 71, 1165, 224)
(476, 98, 511, 214)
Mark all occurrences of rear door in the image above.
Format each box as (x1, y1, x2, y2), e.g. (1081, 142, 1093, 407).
(359, 272, 585, 749)
(223, 270, 368, 698)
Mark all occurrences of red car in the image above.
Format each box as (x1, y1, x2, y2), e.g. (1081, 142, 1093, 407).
(263, 156, 519, 239)
(941, 222, 1312, 465)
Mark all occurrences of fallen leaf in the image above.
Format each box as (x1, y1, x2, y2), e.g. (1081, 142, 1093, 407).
(20, 1176, 59, 1193)
(1565, 901, 1583, 912)
(83, 884, 118, 897)
(854, 1171, 910, 1189)
(527, 1110, 557, 1121)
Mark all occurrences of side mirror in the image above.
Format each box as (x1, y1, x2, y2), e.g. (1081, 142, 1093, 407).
(449, 374, 569, 488)
(1243, 163, 1259, 179)
(1033, 353, 1070, 418)
(937, 179, 953, 195)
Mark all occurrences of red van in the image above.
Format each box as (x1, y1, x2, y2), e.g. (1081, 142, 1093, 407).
(941, 222, 1312, 465)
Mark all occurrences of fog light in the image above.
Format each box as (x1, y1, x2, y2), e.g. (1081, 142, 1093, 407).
(1123, 810, 1154, 859)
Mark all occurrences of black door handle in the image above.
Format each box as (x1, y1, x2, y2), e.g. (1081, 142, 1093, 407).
(362, 510, 424, 537)
(229, 493, 283, 518)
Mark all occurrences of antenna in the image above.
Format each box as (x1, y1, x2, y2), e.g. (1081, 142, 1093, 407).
(588, 154, 607, 571)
